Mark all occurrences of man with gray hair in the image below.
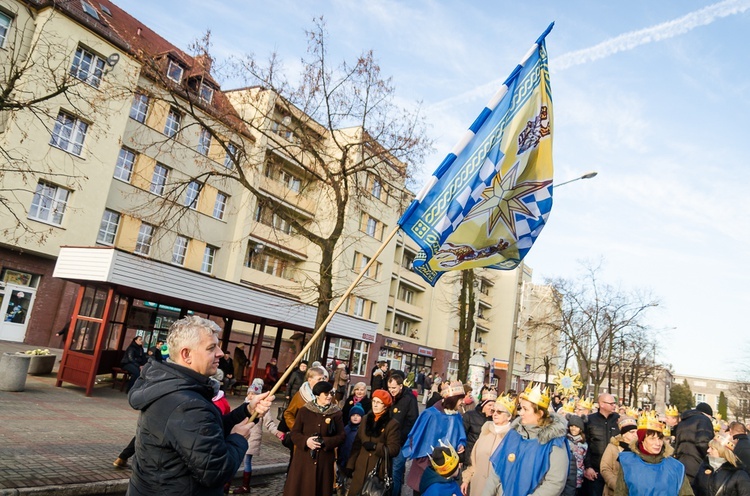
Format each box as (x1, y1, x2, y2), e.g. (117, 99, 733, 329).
(127, 316, 274, 495)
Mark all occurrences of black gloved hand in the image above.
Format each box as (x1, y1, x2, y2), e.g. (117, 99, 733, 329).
(363, 441, 377, 452)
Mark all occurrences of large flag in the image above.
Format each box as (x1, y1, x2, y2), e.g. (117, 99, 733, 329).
(399, 24, 555, 286)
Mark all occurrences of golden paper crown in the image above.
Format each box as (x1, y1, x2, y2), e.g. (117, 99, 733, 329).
(663, 425, 671, 437)
(576, 397, 594, 411)
(713, 416, 722, 432)
(496, 392, 517, 416)
(429, 440, 460, 476)
(482, 388, 498, 402)
(442, 380, 466, 398)
(626, 407, 639, 419)
(520, 382, 550, 409)
(561, 398, 576, 414)
(637, 411, 665, 432)
(714, 434, 735, 451)
(665, 405, 679, 417)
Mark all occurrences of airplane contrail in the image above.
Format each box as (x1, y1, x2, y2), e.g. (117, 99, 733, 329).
(429, 0, 750, 112)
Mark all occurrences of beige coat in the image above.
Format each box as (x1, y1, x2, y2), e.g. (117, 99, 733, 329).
(246, 412, 280, 456)
(462, 421, 511, 496)
(600, 436, 625, 496)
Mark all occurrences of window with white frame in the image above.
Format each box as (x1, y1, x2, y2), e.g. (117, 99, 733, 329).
(163, 108, 181, 137)
(351, 341, 370, 376)
(0, 12, 11, 48)
(197, 127, 211, 155)
(254, 204, 292, 234)
(172, 236, 189, 265)
(201, 245, 216, 274)
(224, 142, 237, 169)
(213, 192, 227, 220)
(184, 181, 201, 209)
(129, 93, 149, 123)
(360, 213, 383, 240)
(352, 251, 381, 279)
(28, 181, 70, 226)
(96, 210, 120, 245)
(50, 111, 88, 156)
(134, 223, 154, 256)
(199, 83, 213, 104)
(371, 177, 382, 200)
(446, 361, 459, 381)
(397, 285, 414, 304)
(347, 295, 374, 319)
(114, 148, 136, 182)
(70, 46, 106, 88)
(150, 164, 169, 196)
(245, 245, 295, 279)
(394, 317, 410, 336)
(167, 60, 183, 83)
(695, 393, 706, 403)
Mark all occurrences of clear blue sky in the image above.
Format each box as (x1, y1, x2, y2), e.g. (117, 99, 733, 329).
(113, 0, 750, 380)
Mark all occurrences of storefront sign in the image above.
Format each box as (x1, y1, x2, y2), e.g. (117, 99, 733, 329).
(492, 358, 509, 371)
(417, 346, 433, 357)
(362, 333, 376, 342)
(384, 338, 403, 349)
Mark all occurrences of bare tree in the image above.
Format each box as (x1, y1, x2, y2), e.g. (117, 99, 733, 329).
(546, 261, 660, 398)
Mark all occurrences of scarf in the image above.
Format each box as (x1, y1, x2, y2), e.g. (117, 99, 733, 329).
(352, 394, 364, 405)
(374, 409, 386, 422)
(312, 398, 331, 413)
(300, 381, 314, 402)
(708, 456, 725, 471)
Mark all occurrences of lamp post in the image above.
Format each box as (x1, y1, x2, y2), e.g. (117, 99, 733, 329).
(555, 171, 598, 188)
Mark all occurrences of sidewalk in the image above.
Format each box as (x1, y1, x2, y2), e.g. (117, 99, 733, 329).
(0, 341, 289, 496)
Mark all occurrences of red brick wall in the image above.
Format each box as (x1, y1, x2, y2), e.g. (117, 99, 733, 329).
(0, 248, 79, 347)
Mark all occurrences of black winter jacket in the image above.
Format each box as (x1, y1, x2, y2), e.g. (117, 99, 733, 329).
(127, 360, 250, 495)
(390, 386, 419, 446)
(286, 368, 305, 399)
(584, 411, 620, 472)
(692, 459, 750, 496)
(674, 409, 714, 482)
(121, 341, 147, 367)
(731, 434, 750, 470)
(462, 406, 489, 466)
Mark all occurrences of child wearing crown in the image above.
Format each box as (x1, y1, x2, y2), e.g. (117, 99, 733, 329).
(614, 411, 694, 495)
(484, 383, 570, 496)
(419, 442, 462, 496)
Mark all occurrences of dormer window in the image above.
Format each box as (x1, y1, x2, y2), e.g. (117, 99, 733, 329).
(167, 60, 183, 83)
(199, 83, 214, 104)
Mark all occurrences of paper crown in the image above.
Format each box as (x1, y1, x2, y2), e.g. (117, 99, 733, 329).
(561, 398, 576, 414)
(429, 440, 460, 476)
(665, 405, 679, 417)
(442, 380, 466, 398)
(626, 407, 639, 419)
(482, 388, 498, 402)
(637, 411, 665, 432)
(713, 415, 723, 432)
(714, 433, 735, 451)
(496, 392, 517, 416)
(576, 397, 594, 411)
(520, 382, 550, 409)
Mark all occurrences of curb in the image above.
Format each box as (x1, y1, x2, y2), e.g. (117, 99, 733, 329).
(0, 463, 288, 496)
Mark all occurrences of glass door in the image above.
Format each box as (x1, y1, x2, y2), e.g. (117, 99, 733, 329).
(0, 284, 37, 342)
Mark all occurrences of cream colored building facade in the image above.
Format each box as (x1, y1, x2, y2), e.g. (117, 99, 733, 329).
(0, 0, 562, 387)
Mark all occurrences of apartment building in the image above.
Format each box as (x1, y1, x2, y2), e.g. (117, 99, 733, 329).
(0, 0, 562, 394)
(673, 373, 745, 420)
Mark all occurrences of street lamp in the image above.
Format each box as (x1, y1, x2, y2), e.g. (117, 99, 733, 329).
(555, 171, 598, 188)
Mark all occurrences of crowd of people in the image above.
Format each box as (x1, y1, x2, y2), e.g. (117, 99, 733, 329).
(115, 327, 750, 496)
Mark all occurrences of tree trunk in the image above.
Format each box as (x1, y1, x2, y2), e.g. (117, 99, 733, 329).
(306, 245, 335, 363)
(458, 270, 475, 382)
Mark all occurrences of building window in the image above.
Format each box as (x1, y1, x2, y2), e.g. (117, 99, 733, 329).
(224, 142, 237, 169)
(402, 251, 415, 270)
(0, 12, 12, 48)
(347, 295, 374, 319)
(70, 46, 106, 88)
(167, 60, 183, 83)
(245, 245, 295, 279)
(129, 93, 149, 123)
(199, 83, 213, 104)
(50, 111, 88, 156)
(96, 209, 120, 245)
(394, 317, 410, 336)
(695, 393, 706, 403)
(114, 148, 136, 182)
(201, 246, 216, 274)
(352, 251, 381, 279)
(172, 236, 189, 265)
(28, 181, 70, 226)
(197, 127, 211, 155)
(163, 108, 181, 137)
(134, 223, 154, 256)
(397, 286, 414, 304)
(360, 213, 384, 240)
(213, 192, 227, 220)
(185, 181, 201, 209)
(254, 204, 292, 234)
(265, 160, 302, 192)
(150, 164, 169, 196)
(351, 341, 370, 376)
(446, 361, 459, 381)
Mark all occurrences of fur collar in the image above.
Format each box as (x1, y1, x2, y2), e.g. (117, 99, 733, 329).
(303, 400, 342, 415)
(510, 412, 568, 445)
(481, 420, 511, 437)
(365, 410, 392, 437)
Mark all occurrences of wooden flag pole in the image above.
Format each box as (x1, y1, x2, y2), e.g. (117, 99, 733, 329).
(249, 224, 403, 421)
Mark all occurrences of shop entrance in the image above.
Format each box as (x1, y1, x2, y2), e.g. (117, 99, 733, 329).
(0, 283, 37, 342)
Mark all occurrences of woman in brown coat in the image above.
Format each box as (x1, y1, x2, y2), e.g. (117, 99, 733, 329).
(346, 389, 401, 495)
(283, 381, 346, 496)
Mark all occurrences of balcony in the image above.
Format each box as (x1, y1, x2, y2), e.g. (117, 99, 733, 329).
(258, 176, 315, 217)
(249, 223, 308, 259)
(388, 296, 423, 322)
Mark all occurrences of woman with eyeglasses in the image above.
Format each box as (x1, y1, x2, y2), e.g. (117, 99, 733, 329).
(345, 389, 401, 496)
(283, 381, 345, 496)
(461, 393, 515, 496)
(614, 412, 693, 496)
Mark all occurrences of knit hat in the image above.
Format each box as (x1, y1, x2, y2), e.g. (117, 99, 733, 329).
(249, 378, 264, 394)
(372, 389, 393, 407)
(312, 381, 334, 396)
(349, 403, 365, 419)
(696, 402, 713, 416)
(567, 414, 585, 431)
(618, 416, 637, 434)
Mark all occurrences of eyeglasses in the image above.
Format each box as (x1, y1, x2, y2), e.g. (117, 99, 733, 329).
(320, 391, 333, 396)
(602, 401, 616, 405)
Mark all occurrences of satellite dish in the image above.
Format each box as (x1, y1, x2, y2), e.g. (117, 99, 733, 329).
(106, 53, 120, 68)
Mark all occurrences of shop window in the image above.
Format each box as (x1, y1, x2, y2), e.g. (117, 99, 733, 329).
(351, 341, 370, 376)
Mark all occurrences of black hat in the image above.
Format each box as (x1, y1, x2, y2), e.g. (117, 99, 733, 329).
(696, 402, 713, 416)
(312, 381, 333, 396)
(567, 414, 585, 431)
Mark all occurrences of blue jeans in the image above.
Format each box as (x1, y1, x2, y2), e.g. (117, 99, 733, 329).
(392, 450, 406, 496)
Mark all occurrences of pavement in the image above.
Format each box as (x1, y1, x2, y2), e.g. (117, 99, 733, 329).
(0, 341, 289, 496)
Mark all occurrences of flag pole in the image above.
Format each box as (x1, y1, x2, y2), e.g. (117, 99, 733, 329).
(249, 224, 402, 421)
